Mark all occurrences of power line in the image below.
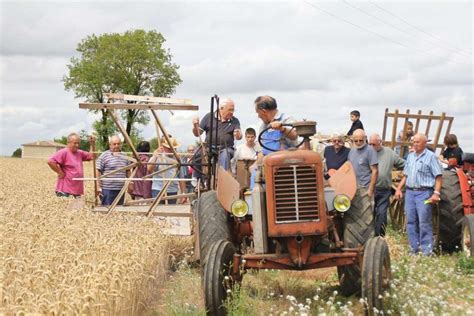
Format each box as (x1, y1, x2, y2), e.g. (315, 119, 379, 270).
(369, 0, 473, 57)
(303, 0, 473, 67)
(342, 0, 472, 61)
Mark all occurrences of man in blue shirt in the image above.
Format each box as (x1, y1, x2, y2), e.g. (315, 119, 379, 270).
(324, 133, 350, 179)
(395, 133, 443, 255)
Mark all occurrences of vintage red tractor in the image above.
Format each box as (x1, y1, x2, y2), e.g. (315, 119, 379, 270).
(195, 121, 391, 315)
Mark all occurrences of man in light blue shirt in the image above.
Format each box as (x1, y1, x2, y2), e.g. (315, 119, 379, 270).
(395, 133, 443, 255)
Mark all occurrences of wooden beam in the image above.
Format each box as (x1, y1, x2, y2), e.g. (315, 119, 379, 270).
(80, 103, 198, 111)
(105, 167, 138, 216)
(432, 112, 445, 154)
(105, 93, 193, 105)
(414, 110, 422, 133)
(98, 161, 138, 179)
(400, 109, 410, 158)
(107, 109, 140, 161)
(386, 112, 453, 120)
(151, 109, 181, 162)
(146, 169, 179, 217)
(125, 193, 195, 206)
(382, 108, 388, 141)
(425, 110, 434, 137)
(93, 205, 192, 218)
(390, 109, 399, 150)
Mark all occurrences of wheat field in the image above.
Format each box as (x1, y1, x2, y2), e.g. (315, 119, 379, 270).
(0, 157, 190, 315)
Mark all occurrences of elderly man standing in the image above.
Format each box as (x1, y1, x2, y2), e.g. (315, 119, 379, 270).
(96, 135, 130, 205)
(192, 98, 242, 170)
(348, 129, 378, 198)
(369, 133, 405, 236)
(395, 133, 442, 255)
(47, 132, 96, 197)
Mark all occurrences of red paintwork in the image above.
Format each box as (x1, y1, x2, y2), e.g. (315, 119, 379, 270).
(459, 161, 474, 216)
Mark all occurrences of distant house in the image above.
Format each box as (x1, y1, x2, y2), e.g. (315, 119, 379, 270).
(21, 140, 66, 159)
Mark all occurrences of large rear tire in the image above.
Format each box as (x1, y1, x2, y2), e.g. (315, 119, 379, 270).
(203, 240, 236, 316)
(197, 191, 232, 267)
(339, 187, 375, 296)
(438, 170, 464, 253)
(361, 237, 391, 315)
(462, 215, 474, 257)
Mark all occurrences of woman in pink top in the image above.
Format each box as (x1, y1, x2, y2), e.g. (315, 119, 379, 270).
(47, 133, 95, 197)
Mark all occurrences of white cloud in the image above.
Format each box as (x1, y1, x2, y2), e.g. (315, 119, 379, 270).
(0, 1, 473, 156)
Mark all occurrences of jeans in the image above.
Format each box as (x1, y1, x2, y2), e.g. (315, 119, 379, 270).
(374, 188, 392, 236)
(151, 190, 177, 204)
(404, 189, 434, 255)
(101, 189, 124, 206)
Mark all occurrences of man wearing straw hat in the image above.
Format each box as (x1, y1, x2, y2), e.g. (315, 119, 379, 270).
(148, 135, 187, 204)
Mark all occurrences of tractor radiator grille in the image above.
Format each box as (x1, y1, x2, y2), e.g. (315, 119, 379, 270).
(273, 165, 319, 223)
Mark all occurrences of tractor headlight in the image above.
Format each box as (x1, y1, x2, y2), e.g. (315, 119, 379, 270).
(231, 200, 249, 218)
(333, 194, 351, 213)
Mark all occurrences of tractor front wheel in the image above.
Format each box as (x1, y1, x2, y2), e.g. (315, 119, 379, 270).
(197, 191, 232, 267)
(203, 240, 236, 316)
(462, 215, 474, 257)
(338, 187, 374, 296)
(361, 237, 392, 315)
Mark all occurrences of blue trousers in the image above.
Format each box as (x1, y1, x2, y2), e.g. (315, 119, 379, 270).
(374, 188, 392, 237)
(101, 189, 124, 206)
(404, 189, 434, 255)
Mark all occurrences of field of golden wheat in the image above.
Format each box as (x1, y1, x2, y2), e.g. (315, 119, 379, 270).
(0, 157, 192, 314)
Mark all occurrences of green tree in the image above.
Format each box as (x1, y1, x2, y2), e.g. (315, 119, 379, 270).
(63, 29, 182, 150)
(12, 148, 22, 158)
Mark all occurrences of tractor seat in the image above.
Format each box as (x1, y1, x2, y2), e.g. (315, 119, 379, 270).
(462, 152, 474, 164)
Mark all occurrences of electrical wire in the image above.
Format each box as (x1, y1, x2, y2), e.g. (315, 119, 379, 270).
(342, 0, 472, 61)
(369, 0, 473, 57)
(303, 0, 473, 67)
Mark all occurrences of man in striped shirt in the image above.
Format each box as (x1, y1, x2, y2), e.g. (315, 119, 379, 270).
(96, 135, 131, 205)
(395, 133, 442, 255)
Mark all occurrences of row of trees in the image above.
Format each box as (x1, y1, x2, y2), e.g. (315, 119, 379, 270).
(63, 29, 182, 151)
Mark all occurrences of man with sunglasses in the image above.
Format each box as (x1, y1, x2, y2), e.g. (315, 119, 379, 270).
(348, 129, 378, 198)
(323, 133, 350, 179)
(369, 133, 405, 236)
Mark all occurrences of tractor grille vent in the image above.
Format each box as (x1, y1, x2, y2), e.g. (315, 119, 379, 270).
(273, 165, 319, 223)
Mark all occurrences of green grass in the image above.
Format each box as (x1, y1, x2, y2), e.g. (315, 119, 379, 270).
(151, 228, 474, 315)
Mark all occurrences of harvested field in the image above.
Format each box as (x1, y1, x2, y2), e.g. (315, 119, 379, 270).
(0, 157, 191, 315)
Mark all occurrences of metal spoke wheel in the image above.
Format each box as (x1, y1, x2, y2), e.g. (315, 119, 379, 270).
(462, 215, 474, 256)
(361, 237, 392, 315)
(203, 240, 237, 316)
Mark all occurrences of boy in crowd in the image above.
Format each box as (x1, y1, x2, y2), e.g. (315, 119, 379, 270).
(347, 110, 364, 136)
(231, 128, 260, 173)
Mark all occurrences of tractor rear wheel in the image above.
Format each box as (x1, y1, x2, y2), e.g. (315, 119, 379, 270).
(361, 237, 391, 315)
(197, 191, 232, 267)
(462, 215, 474, 257)
(438, 170, 464, 253)
(338, 187, 374, 296)
(203, 240, 236, 316)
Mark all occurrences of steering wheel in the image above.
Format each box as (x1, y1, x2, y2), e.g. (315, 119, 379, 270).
(258, 123, 305, 153)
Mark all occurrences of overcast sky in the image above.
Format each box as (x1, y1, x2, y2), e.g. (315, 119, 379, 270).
(0, 0, 472, 156)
